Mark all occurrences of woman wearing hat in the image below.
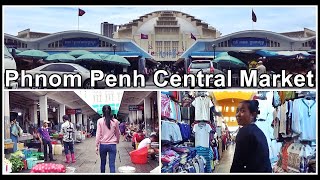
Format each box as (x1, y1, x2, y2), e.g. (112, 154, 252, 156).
(38, 120, 56, 161)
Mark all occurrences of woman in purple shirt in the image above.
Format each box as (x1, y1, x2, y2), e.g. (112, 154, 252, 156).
(38, 120, 56, 161)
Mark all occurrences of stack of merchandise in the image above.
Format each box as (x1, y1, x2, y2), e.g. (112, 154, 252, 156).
(161, 146, 207, 173)
(30, 163, 66, 173)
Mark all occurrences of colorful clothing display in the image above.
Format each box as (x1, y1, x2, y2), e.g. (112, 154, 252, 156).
(192, 96, 214, 121)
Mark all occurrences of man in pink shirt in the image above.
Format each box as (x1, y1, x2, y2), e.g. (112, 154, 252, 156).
(95, 105, 120, 173)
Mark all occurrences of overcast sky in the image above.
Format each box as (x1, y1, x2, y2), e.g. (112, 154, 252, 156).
(3, 6, 317, 36)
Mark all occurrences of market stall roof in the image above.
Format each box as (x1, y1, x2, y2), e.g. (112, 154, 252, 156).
(9, 91, 98, 116)
(118, 91, 154, 116)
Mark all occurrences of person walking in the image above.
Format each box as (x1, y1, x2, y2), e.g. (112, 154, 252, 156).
(230, 100, 271, 173)
(96, 105, 120, 173)
(60, 115, 76, 163)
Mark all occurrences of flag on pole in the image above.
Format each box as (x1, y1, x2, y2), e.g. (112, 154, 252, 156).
(141, 33, 148, 39)
(78, 8, 86, 16)
(252, 9, 257, 22)
(191, 33, 197, 41)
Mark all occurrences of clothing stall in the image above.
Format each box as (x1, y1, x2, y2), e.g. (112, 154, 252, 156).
(161, 91, 221, 173)
(161, 90, 316, 173)
(250, 91, 316, 173)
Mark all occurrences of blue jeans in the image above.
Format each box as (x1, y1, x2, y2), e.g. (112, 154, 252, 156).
(63, 141, 74, 155)
(99, 144, 117, 173)
(10, 134, 18, 152)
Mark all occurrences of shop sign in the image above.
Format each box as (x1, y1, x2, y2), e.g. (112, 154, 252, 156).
(75, 109, 82, 114)
(129, 105, 144, 111)
(5, 42, 18, 48)
(63, 38, 99, 47)
(66, 109, 76, 114)
(153, 49, 178, 58)
(231, 37, 267, 47)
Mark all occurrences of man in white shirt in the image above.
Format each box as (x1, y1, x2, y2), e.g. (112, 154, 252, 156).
(256, 61, 267, 75)
(137, 134, 158, 158)
(60, 115, 76, 163)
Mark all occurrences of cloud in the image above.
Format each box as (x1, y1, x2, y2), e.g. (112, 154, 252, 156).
(3, 6, 316, 36)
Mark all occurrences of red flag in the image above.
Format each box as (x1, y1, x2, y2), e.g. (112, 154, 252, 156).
(141, 33, 148, 39)
(252, 9, 257, 22)
(191, 33, 197, 41)
(78, 8, 86, 16)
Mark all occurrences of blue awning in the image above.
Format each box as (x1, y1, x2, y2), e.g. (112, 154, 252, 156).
(256, 50, 314, 58)
(189, 51, 226, 58)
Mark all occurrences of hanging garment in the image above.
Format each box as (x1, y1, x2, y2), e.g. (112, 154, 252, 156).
(161, 121, 183, 143)
(273, 91, 281, 107)
(192, 96, 214, 121)
(193, 123, 212, 148)
(178, 123, 191, 141)
(161, 94, 171, 118)
(279, 101, 288, 135)
(292, 98, 316, 141)
(195, 147, 211, 173)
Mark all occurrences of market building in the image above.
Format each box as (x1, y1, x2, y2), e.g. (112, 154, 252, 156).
(114, 10, 221, 63)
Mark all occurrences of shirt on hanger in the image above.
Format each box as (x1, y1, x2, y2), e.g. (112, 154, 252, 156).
(292, 98, 316, 141)
(192, 96, 214, 121)
(193, 123, 212, 148)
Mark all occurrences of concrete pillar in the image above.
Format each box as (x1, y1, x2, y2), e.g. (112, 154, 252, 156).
(29, 103, 38, 127)
(59, 104, 66, 123)
(71, 114, 76, 124)
(39, 95, 48, 125)
(77, 114, 82, 125)
(77, 114, 83, 131)
(144, 97, 152, 136)
(4, 91, 10, 139)
(83, 114, 88, 132)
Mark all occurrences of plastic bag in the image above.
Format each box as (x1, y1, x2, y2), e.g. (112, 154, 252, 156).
(30, 163, 66, 173)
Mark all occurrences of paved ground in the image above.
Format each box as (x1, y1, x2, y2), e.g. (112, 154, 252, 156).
(17, 137, 159, 174)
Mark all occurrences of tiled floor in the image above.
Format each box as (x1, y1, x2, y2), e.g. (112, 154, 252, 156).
(213, 143, 235, 173)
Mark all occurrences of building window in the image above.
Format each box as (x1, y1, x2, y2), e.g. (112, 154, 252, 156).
(164, 41, 171, 57)
(59, 40, 63, 47)
(228, 40, 231, 47)
(55, 41, 59, 48)
(221, 42, 224, 47)
(172, 41, 179, 54)
(224, 41, 227, 47)
(155, 41, 162, 57)
(266, 40, 270, 47)
(278, 42, 280, 47)
(271, 41, 274, 47)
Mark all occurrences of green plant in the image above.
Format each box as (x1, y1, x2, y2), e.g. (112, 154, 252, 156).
(9, 156, 24, 172)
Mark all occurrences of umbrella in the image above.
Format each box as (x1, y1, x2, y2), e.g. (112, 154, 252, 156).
(67, 50, 93, 57)
(97, 53, 110, 60)
(213, 55, 247, 68)
(102, 54, 131, 67)
(77, 53, 102, 61)
(45, 53, 76, 62)
(16, 49, 49, 59)
(8, 48, 22, 54)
